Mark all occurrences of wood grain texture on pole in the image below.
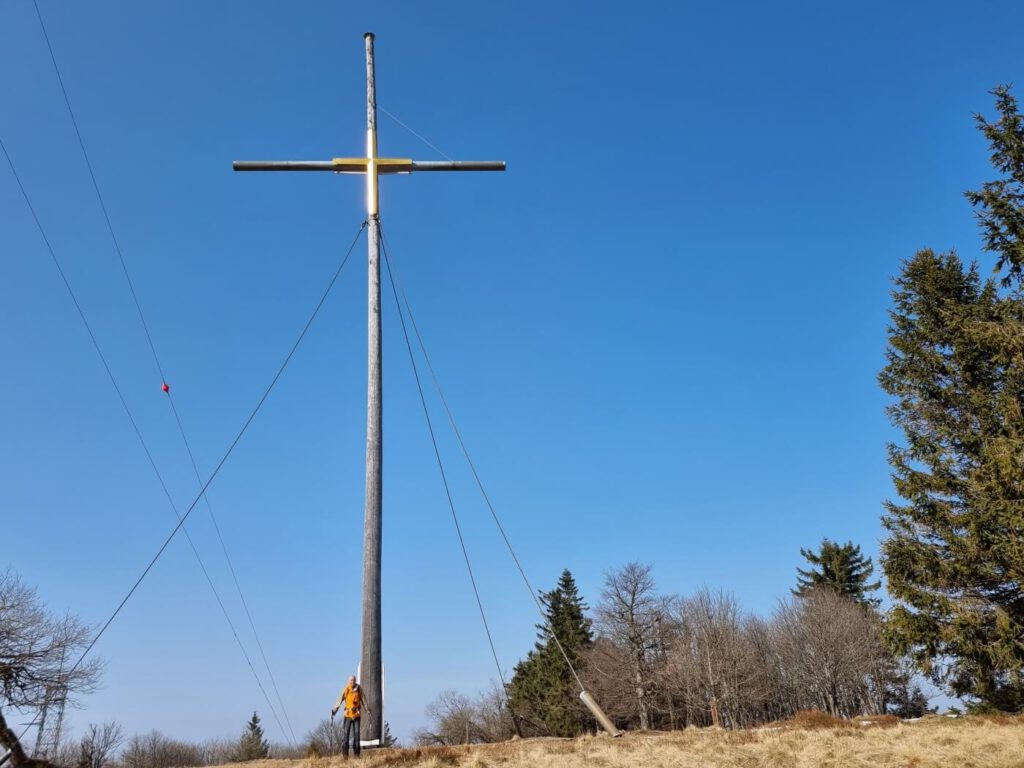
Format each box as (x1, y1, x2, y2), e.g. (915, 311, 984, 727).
(359, 30, 384, 747)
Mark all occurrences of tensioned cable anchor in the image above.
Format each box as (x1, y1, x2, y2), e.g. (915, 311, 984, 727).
(379, 225, 621, 738)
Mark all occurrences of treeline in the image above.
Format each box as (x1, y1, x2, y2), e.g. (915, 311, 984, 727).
(0, 568, 400, 768)
(47, 713, 293, 768)
(45, 713, 398, 768)
(414, 83, 1024, 742)
(415, 543, 928, 743)
(587, 569, 908, 729)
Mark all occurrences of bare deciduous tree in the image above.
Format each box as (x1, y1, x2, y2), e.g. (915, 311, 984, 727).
(581, 571, 914, 731)
(413, 690, 475, 746)
(594, 563, 666, 730)
(472, 686, 516, 744)
(773, 588, 888, 717)
(677, 588, 763, 727)
(73, 722, 123, 768)
(652, 586, 901, 727)
(0, 571, 101, 768)
(413, 686, 515, 746)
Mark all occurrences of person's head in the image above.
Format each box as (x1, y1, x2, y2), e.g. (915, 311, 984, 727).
(348, 675, 357, 688)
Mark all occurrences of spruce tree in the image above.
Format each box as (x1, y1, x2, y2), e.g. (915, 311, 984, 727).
(508, 569, 594, 736)
(880, 87, 1024, 711)
(890, 684, 932, 719)
(965, 86, 1024, 286)
(235, 712, 270, 761)
(793, 538, 881, 605)
(382, 721, 399, 748)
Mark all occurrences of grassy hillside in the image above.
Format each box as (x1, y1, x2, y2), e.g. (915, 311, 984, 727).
(232, 716, 1024, 768)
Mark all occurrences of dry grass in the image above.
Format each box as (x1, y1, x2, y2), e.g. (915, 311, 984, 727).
(229, 716, 1024, 768)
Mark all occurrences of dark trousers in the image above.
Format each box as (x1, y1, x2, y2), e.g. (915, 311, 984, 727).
(342, 716, 360, 756)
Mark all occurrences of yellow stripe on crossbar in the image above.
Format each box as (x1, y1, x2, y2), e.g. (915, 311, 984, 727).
(331, 157, 414, 173)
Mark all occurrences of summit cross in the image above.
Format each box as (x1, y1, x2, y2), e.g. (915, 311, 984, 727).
(232, 32, 504, 747)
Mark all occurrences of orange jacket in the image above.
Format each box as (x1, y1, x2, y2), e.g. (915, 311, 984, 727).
(334, 684, 364, 719)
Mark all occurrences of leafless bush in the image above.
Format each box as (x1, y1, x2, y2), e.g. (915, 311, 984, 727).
(303, 717, 346, 757)
(266, 742, 305, 760)
(194, 737, 237, 766)
(473, 686, 516, 743)
(120, 731, 203, 768)
(414, 691, 475, 746)
(413, 687, 515, 746)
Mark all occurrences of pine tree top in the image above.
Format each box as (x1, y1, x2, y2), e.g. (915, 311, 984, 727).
(793, 538, 880, 606)
(235, 711, 269, 761)
(965, 85, 1024, 287)
(536, 569, 592, 654)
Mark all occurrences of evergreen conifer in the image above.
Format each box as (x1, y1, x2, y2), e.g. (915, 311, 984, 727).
(793, 539, 881, 605)
(508, 569, 594, 736)
(234, 712, 270, 761)
(880, 86, 1024, 711)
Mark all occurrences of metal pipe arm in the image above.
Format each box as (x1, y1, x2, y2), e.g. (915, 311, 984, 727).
(233, 160, 506, 172)
(410, 161, 506, 172)
(233, 161, 336, 171)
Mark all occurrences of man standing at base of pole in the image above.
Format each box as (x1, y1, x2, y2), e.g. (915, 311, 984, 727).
(332, 675, 367, 759)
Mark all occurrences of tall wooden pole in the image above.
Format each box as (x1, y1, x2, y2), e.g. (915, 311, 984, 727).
(231, 33, 506, 746)
(231, 45, 625, 739)
(360, 31, 383, 746)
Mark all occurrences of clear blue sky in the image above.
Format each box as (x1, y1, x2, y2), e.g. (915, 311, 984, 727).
(2, 0, 1020, 745)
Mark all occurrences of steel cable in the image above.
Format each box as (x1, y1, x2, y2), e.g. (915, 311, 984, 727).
(29, 0, 303, 742)
(2, 142, 364, 735)
(377, 227, 588, 693)
(378, 224, 522, 734)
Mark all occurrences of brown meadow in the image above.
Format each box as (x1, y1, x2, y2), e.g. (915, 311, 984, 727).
(220, 716, 1024, 768)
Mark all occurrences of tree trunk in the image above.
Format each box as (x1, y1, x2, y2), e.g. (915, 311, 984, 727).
(633, 651, 649, 730)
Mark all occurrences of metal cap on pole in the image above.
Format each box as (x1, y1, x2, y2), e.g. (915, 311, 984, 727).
(580, 690, 622, 737)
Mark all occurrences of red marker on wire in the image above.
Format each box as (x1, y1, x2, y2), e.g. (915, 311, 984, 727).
(161, 382, 170, 393)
